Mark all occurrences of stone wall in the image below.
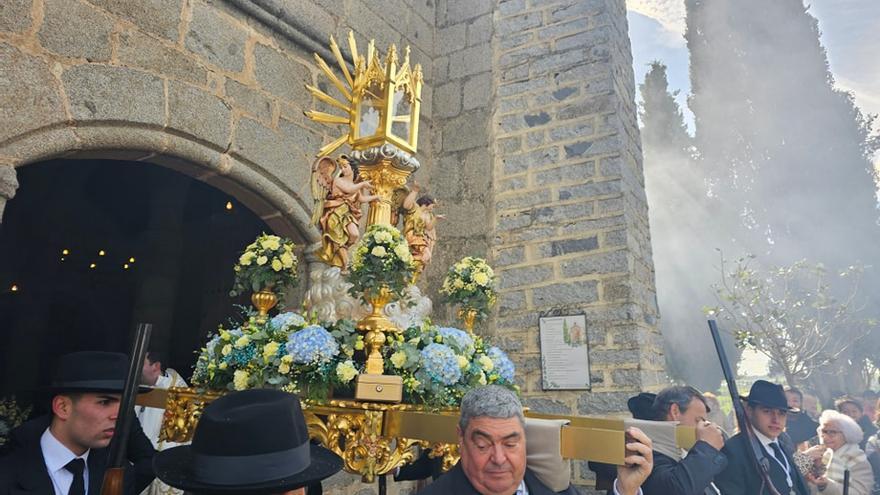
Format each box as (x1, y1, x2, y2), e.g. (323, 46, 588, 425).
(487, 0, 664, 489)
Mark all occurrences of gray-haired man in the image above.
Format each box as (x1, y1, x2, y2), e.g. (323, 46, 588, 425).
(416, 385, 653, 495)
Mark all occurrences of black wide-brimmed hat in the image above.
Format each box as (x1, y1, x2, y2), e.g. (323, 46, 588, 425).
(154, 389, 343, 494)
(740, 380, 798, 412)
(627, 392, 658, 420)
(49, 351, 144, 394)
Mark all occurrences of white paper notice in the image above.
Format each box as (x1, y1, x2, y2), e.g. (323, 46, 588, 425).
(539, 314, 591, 390)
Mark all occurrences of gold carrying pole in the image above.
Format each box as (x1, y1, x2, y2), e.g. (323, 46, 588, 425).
(148, 388, 698, 479)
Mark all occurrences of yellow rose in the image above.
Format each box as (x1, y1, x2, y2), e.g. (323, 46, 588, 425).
(278, 362, 290, 374)
(239, 252, 254, 266)
(393, 244, 410, 260)
(263, 342, 280, 361)
(336, 361, 358, 383)
(474, 272, 490, 286)
(457, 355, 469, 369)
(256, 256, 268, 265)
(261, 238, 280, 250)
(233, 370, 249, 390)
(280, 252, 295, 268)
(218, 362, 228, 370)
(478, 371, 488, 385)
(221, 344, 232, 356)
(271, 258, 283, 271)
(478, 355, 494, 372)
(453, 279, 465, 289)
(235, 336, 250, 348)
(390, 351, 407, 368)
(281, 355, 293, 364)
(220, 330, 232, 341)
(354, 339, 364, 351)
(371, 246, 387, 257)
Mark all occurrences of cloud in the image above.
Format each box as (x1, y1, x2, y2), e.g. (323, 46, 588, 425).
(626, 0, 686, 39)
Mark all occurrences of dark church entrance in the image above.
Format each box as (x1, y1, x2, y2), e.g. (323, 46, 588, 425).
(0, 159, 273, 398)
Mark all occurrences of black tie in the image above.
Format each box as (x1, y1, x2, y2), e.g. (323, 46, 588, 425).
(769, 442, 789, 473)
(64, 458, 85, 495)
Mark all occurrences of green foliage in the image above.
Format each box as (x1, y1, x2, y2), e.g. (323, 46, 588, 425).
(706, 254, 876, 389)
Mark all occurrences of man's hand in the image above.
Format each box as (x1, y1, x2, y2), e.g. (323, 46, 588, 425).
(616, 427, 653, 495)
(696, 420, 725, 450)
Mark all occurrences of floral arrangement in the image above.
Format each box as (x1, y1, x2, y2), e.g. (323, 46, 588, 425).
(440, 256, 497, 321)
(385, 322, 517, 407)
(0, 396, 31, 447)
(230, 233, 299, 297)
(348, 224, 415, 302)
(192, 309, 363, 399)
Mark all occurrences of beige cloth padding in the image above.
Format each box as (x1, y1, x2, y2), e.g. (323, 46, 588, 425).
(624, 418, 682, 461)
(525, 417, 571, 492)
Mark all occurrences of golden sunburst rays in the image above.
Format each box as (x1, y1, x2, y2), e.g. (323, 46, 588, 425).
(304, 31, 424, 157)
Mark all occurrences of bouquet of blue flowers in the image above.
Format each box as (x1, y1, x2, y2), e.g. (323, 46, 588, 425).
(385, 321, 518, 407)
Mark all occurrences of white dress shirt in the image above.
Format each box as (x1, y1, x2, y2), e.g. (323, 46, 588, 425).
(754, 429, 793, 489)
(40, 428, 90, 495)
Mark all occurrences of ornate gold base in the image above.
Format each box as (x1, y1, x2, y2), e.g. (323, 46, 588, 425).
(355, 373, 403, 403)
(357, 286, 400, 374)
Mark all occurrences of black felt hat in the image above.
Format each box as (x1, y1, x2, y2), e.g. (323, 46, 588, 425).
(49, 351, 143, 394)
(627, 392, 658, 420)
(153, 389, 343, 494)
(741, 380, 797, 412)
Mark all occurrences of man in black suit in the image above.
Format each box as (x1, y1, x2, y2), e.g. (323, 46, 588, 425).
(416, 385, 654, 495)
(642, 386, 727, 495)
(714, 380, 810, 495)
(0, 351, 156, 495)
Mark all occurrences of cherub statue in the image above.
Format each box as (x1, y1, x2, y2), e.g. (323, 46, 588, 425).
(402, 182, 443, 274)
(311, 155, 379, 268)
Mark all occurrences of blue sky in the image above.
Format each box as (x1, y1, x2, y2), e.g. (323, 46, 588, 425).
(626, 0, 880, 135)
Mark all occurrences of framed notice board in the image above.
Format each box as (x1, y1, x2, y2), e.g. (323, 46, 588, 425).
(539, 313, 591, 390)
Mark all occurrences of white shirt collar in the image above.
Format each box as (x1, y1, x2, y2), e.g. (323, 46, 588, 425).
(40, 427, 90, 473)
(753, 428, 777, 449)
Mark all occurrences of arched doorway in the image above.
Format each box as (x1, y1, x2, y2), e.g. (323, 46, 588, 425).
(0, 158, 304, 398)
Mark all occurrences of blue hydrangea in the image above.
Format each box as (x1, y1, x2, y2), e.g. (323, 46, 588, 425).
(420, 343, 462, 386)
(437, 327, 473, 352)
(204, 335, 221, 358)
(487, 346, 515, 383)
(226, 344, 256, 367)
(286, 325, 339, 365)
(271, 312, 306, 331)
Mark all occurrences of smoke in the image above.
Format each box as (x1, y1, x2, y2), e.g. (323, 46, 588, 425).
(641, 0, 880, 393)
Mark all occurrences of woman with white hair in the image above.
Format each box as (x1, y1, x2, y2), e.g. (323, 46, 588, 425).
(803, 410, 875, 494)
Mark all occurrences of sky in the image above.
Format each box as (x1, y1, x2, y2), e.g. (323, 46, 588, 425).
(626, 0, 880, 134)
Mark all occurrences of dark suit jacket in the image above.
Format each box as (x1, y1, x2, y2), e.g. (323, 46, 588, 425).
(415, 462, 578, 495)
(714, 432, 809, 495)
(0, 415, 156, 495)
(642, 440, 727, 495)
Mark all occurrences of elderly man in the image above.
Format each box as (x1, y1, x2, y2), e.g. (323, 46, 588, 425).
(714, 380, 810, 495)
(417, 385, 653, 495)
(641, 386, 727, 495)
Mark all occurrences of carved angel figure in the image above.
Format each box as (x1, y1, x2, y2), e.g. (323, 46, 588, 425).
(402, 182, 443, 272)
(311, 155, 379, 268)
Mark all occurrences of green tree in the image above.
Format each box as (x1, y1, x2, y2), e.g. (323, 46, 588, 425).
(708, 254, 876, 395)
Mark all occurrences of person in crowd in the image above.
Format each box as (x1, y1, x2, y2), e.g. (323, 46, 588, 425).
(590, 392, 659, 494)
(803, 394, 822, 421)
(714, 380, 810, 495)
(787, 386, 821, 449)
(0, 351, 156, 494)
(864, 418, 880, 495)
(862, 391, 878, 425)
(703, 392, 733, 436)
(416, 385, 654, 495)
(802, 410, 874, 495)
(137, 350, 188, 495)
(641, 386, 727, 495)
(153, 388, 342, 495)
(836, 397, 878, 450)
